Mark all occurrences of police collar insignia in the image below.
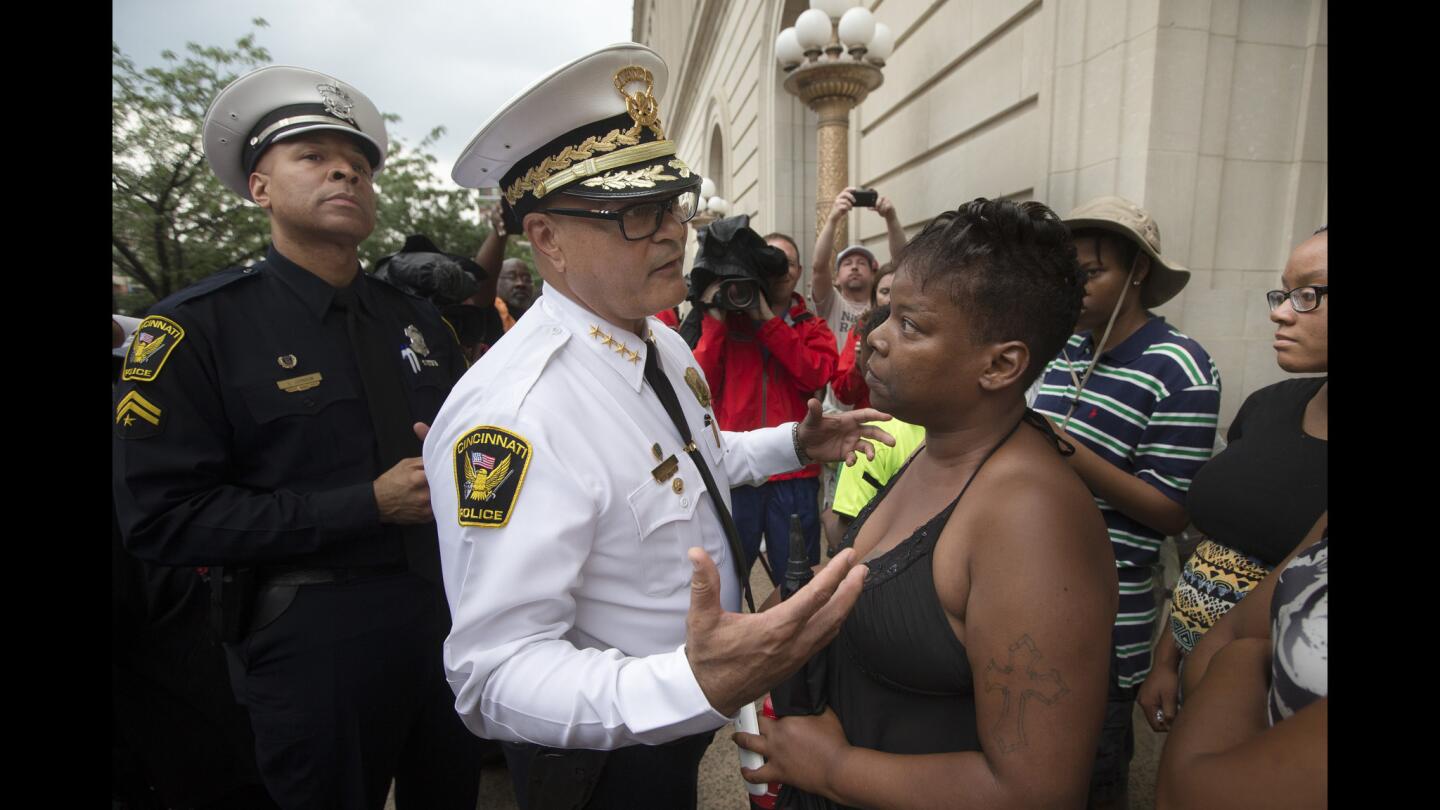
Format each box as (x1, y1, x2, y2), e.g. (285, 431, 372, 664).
(453, 425, 534, 528)
(588, 324, 641, 363)
(121, 316, 185, 383)
(405, 324, 431, 357)
(277, 354, 298, 369)
(316, 83, 356, 124)
(684, 367, 711, 409)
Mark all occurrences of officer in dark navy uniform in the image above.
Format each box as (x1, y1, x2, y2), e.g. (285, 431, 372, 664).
(112, 65, 483, 809)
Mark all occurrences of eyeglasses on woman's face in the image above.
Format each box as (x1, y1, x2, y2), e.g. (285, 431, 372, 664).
(1265, 285, 1328, 313)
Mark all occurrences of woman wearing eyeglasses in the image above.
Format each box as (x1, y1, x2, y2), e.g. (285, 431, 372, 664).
(1136, 226, 1328, 733)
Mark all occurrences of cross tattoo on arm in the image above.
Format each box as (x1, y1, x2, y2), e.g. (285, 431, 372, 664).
(983, 635, 1069, 753)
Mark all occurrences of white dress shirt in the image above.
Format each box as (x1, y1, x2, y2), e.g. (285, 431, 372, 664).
(423, 286, 801, 749)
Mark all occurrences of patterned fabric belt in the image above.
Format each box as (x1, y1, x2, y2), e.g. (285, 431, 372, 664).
(259, 563, 408, 586)
(1168, 538, 1271, 653)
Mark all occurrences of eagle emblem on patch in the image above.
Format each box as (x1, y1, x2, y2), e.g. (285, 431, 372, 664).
(121, 316, 185, 382)
(453, 425, 533, 528)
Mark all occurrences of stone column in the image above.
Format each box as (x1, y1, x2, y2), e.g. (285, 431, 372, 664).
(783, 59, 883, 259)
(814, 97, 853, 247)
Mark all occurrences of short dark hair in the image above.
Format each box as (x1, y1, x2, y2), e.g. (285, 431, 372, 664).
(762, 232, 801, 265)
(896, 198, 1084, 388)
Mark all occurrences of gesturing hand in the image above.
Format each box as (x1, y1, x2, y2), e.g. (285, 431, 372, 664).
(685, 547, 867, 717)
(796, 398, 896, 465)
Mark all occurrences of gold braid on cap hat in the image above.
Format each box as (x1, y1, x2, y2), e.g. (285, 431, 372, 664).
(503, 66, 676, 205)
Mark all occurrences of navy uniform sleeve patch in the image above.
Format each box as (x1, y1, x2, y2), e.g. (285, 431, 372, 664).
(453, 425, 533, 528)
(114, 389, 163, 439)
(121, 316, 186, 383)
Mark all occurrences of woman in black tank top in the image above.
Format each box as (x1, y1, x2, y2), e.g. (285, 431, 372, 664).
(736, 200, 1119, 809)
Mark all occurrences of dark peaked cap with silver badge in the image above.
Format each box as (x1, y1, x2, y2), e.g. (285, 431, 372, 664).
(452, 43, 700, 231)
(203, 65, 389, 201)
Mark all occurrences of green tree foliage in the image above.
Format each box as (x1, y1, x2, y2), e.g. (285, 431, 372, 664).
(112, 20, 528, 315)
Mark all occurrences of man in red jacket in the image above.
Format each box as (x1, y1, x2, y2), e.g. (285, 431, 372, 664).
(694, 233, 838, 583)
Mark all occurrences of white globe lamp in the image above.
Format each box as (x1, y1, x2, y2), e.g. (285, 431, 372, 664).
(775, 27, 804, 69)
(811, 0, 858, 19)
(866, 22, 894, 64)
(794, 8, 832, 55)
(838, 7, 876, 55)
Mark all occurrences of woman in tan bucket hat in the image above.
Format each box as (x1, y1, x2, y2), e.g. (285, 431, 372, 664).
(1030, 195, 1222, 809)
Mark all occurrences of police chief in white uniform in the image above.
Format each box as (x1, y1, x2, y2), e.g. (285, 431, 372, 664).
(423, 43, 889, 809)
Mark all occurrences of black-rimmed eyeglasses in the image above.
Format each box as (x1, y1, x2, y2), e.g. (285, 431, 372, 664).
(1265, 285, 1328, 313)
(542, 189, 699, 240)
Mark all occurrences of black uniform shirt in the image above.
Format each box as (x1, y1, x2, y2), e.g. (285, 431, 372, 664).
(113, 245, 467, 569)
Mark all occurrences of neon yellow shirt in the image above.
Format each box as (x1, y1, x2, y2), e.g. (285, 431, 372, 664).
(832, 418, 926, 518)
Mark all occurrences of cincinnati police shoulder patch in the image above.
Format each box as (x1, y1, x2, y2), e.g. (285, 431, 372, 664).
(121, 316, 186, 383)
(114, 389, 164, 439)
(452, 425, 533, 528)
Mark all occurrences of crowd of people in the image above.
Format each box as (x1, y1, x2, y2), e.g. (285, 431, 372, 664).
(112, 40, 1326, 810)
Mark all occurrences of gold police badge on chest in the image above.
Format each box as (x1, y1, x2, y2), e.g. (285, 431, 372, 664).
(453, 425, 533, 528)
(683, 367, 710, 409)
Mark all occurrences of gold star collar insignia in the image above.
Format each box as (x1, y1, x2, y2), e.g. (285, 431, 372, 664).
(589, 324, 641, 363)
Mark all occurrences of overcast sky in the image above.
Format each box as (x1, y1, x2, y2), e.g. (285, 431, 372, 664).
(113, 0, 635, 185)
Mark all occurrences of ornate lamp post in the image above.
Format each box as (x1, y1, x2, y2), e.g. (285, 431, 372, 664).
(776, 0, 894, 248)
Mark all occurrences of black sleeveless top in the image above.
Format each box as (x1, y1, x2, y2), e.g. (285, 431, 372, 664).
(779, 413, 1062, 809)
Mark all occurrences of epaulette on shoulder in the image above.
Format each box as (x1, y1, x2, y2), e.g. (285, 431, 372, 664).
(477, 315, 570, 414)
(160, 262, 264, 308)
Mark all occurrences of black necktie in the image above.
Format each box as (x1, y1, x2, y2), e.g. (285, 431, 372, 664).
(642, 338, 755, 612)
(333, 284, 441, 583)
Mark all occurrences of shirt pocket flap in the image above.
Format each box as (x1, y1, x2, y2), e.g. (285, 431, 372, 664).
(626, 452, 708, 539)
(240, 374, 361, 425)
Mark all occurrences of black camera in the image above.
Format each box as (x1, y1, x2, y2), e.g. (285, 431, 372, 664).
(689, 214, 789, 314)
(713, 277, 763, 312)
(851, 188, 878, 207)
